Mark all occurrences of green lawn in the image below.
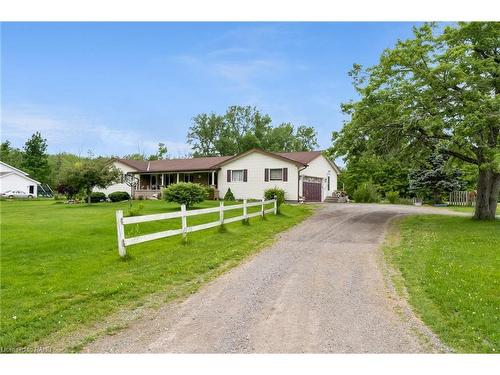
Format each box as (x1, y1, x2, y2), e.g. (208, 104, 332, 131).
(384, 215, 500, 353)
(446, 204, 499, 215)
(0, 199, 314, 352)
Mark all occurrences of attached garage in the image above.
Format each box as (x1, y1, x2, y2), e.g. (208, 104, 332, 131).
(302, 178, 322, 202)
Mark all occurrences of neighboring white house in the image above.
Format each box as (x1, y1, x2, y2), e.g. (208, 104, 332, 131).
(0, 161, 40, 196)
(98, 149, 340, 202)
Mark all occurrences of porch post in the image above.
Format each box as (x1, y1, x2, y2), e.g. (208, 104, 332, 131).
(177, 173, 180, 183)
(212, 171, 215, 186)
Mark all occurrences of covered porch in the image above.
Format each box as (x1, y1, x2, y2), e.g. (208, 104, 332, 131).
(132, 170, 218, 199)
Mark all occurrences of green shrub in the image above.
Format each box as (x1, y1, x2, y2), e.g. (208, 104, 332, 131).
(108, 191, 130, 202)
(223, 188, 235, 201)
(385, 191, 400, 204)
(163, 182, 207, 208)
(87, 192, 106, 203)
(397, 197, 414, 205)
(264, 187, 285, 206)
(353, 182, 380, 203)
(206, 186, 216, 200)
(128, 203, 144, 217)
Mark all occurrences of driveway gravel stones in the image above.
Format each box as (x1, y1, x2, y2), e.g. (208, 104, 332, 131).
(85, 204, 459, 353)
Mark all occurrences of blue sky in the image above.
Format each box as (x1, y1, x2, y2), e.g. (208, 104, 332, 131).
(1, 22, 423, 158)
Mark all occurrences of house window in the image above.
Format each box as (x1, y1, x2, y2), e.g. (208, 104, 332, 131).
(231, 170, 244, 182)
(270, 168, 283, 181)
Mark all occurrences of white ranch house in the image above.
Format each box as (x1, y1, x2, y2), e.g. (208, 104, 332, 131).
(0, 161, 40, 196)
(98, 149, 340, 202)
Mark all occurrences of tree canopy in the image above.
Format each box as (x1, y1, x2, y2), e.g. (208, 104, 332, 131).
(58, 158, 121, 203)
(21, 132, 50, 183)
(187, 105, 319, 156)
(0, 140, 24, 169)
(331, 22, 500, 220)
(123, 142, 169, 161)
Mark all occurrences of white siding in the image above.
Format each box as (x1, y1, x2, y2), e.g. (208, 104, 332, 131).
(0, 163, 21, 174)
(217, 152, 299, 201)
(299, 155, 338, 201)
(94, 161, 138, 196)
(0, 173, 38, 196)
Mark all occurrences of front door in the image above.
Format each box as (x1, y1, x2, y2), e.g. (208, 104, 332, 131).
(303, 181, 322, 202)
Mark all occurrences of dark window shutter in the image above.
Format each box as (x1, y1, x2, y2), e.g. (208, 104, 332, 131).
(243, 169, 248, 182)
(283, 168, 288, 182)
(264, 168, 269, 182)
(227, 169, 231, 182)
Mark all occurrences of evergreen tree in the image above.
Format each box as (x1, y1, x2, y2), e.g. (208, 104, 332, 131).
(409, 153, 466, 204)
(22, 132, 50, 183)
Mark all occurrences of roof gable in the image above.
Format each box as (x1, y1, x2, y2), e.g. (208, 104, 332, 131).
(282, 151, 341, 174)
(213, 148, 307, 168)
(0, 161, 29, 175)
(0, 170, 40, 184)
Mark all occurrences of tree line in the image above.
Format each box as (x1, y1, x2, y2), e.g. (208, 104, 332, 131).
(0, 107, 319, 200)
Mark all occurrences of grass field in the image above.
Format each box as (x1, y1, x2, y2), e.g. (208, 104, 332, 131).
(384, 215, 500, 353)
(0, 199, 314, 352)
(446, 204, 499, 215)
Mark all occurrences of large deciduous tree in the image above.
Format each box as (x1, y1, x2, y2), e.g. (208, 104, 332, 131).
(331, 22, 500, 220)
(187, 105, 319, 156)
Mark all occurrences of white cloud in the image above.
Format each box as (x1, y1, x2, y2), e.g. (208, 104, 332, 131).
(171, 48, 294, 91)
(0, 107, 191, 157)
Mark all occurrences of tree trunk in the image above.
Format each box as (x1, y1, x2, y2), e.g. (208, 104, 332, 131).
(474, 168, 500, 220)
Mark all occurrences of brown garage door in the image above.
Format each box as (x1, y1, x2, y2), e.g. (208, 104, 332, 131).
(303, 181, 322, 202)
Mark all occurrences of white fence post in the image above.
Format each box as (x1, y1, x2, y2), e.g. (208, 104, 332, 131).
(273, 199, 277, 215)
(116, 210, 126, 257)
(115, 199, 281, 254)
(243, 199, 248, 222)
(219, 201, 224, 225)
(181, 204, 187, 241)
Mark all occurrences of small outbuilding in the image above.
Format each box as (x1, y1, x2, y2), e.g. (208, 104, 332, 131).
(0, 161, 40, 196)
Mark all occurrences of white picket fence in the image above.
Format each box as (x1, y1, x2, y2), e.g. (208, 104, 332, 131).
(115, 199, 277, 257)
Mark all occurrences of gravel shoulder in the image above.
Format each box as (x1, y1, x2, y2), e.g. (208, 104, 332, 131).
(84, 203, 463, 353)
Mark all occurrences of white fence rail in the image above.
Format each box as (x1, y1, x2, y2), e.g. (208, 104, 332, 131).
(115, 199, 277, 257)
(449, 191, 476, 206)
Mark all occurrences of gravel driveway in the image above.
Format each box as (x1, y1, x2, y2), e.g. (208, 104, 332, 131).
(85, 204, 462, 353)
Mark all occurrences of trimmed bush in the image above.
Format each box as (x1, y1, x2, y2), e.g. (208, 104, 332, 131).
(163, 182, 207, 208)
(108, 191, 131, 202)
(264, 187, 285, 207)
(223, 188, 235, 201)
(206, 186, 216, 200)
(88, 192, 106, 203)
(385, 191, 400, 204)
(353, 182, 380, 203)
